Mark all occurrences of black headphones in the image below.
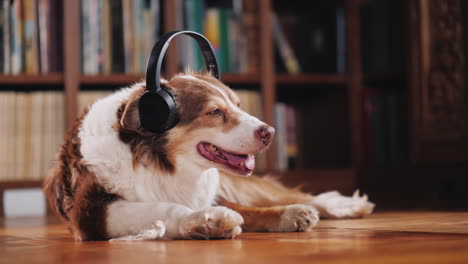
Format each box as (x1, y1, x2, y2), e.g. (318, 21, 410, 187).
(138, 30, 221, 133)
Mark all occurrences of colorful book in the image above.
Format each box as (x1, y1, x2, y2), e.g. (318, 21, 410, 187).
(11, 0, 25, 74)
(24, 0, 39, 73)
(204, 8, 220, 68)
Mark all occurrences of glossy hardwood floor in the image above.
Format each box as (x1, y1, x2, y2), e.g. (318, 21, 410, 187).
(1, 212, 467, 264)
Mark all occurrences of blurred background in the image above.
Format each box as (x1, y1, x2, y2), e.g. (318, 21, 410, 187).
(0, 0, 467, 218)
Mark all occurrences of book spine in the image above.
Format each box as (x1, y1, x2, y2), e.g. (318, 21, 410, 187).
(102, 0, 111, 74)
(0, 4, 3, 74)
(81, 0, 91, 74)
(110, 0, 124, 73)
(132, 0, 143, 73)
(12, 0, 25, 74)
(122, 0, 133, 73)
(336, 7, 345, 73)
(241, 0, 258, 73)
(3, 0, 10, 74)
(218, 8, 231, 73)
(96, 0, 104, 73)
(272, 12, 300, 74)
(48, 0, 62, 72)
(38, 0, 49, 73)
(204, 8, 220, 65)
(24, 0, 39, 74)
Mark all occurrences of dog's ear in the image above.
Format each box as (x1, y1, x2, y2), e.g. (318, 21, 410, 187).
(120, 97, 141, 130)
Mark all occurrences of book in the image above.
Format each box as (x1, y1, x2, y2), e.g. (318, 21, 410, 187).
(183, 0, 205, 71)
(24, 0, 39, 74)
(228, 0, 246, 73)
(336, 7, 346, 73)
(48, 0, 63, 72)
(102, 0, 111, 73)
(272, 12, 300, 74)
(38, 0, 50, 73)
(122, 0, 134, 73)
(11, 0, 25, 74)
(218, 8, 231, 73)
(204, 8, 220, 67)
(0, 3, 4, 73)
(275, 102, 288, 171)
(242, 0, 258, 73)
(110, 0, 125, 73)
(3, 0, 11, 73)
(81, 0, 92, 74)
(30, 92, 44, 179)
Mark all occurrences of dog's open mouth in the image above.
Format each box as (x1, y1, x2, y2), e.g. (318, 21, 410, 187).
(197, 142, 255, 176)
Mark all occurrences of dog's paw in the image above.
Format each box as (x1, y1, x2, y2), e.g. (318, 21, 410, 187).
(182, 206, 244, 240)
(273, 204, 319, 232)
(310, 190, 375, 219)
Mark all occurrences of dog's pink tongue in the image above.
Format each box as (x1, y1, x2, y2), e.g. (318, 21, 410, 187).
(222, 151, 255, 170)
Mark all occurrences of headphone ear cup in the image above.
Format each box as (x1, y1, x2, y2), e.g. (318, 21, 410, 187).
(138, 90, 177, 132)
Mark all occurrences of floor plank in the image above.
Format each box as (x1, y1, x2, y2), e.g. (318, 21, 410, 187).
(1, 212, 467, 264)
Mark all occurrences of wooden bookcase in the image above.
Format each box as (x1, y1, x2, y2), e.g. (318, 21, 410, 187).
(0, 0, 371, 207)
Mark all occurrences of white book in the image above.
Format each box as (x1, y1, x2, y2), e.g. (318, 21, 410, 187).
(42, 92, 54, 176)
(23, 93, 33, 179)
(31, 92, 44, 180)
(54, 92, 65, 179)
(5, 93, 16, 180)
(15, 93, 27, 179)
(0, 93, 6, 180)
(275, 103, 288, 171)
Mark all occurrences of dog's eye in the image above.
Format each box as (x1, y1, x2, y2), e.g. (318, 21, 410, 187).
(207, 108, 223, 116)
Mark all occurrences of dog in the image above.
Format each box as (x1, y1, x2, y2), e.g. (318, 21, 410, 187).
(43, 72, 374, 241)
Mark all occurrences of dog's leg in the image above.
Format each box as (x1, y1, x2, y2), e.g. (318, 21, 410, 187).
(219, 200, 318, 232)
(219, 173, 375, 220)
(106, 201, 243, 240)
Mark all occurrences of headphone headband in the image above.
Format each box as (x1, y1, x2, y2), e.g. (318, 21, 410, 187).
(146, 30, 221, 92)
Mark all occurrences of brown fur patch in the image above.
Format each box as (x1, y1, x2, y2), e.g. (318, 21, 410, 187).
(219, 200, 287, 232)
(43, 109, 120, 241)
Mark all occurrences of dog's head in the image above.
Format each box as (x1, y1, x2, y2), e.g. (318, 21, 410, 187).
(117, 73, 275, 176)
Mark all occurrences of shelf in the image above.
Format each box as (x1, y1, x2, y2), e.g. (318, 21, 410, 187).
(0, 74, 64, 84)
(0, 180, 43, 190)
(80, 73, 260, 86)
(221, 73, 260, 84)
(364, 71, 403, 83)
(80, 74, 144, 85)
(276, 74, 348, 85)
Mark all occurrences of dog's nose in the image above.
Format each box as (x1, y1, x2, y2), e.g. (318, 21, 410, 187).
(256, 125, 275, 145)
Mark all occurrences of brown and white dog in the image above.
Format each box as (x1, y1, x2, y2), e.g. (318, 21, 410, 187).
(43, 72, 374, 241)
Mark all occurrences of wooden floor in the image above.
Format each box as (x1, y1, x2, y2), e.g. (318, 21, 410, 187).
(1, 211, 467, 264)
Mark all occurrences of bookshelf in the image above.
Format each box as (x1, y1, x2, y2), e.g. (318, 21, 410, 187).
(0, 0, 391, 199)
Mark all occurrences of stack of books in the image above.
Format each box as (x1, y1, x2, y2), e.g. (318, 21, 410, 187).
(0, 0, 63, 74)
(0, 91, 64, 181)
(81, 0, 160, 74)
(176, 0, 257, 74)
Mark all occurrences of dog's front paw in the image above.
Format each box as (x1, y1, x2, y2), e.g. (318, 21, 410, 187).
(274, 204, 319, 232)
(182, 206, 244, 240)
(310, 190, 375, 219)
